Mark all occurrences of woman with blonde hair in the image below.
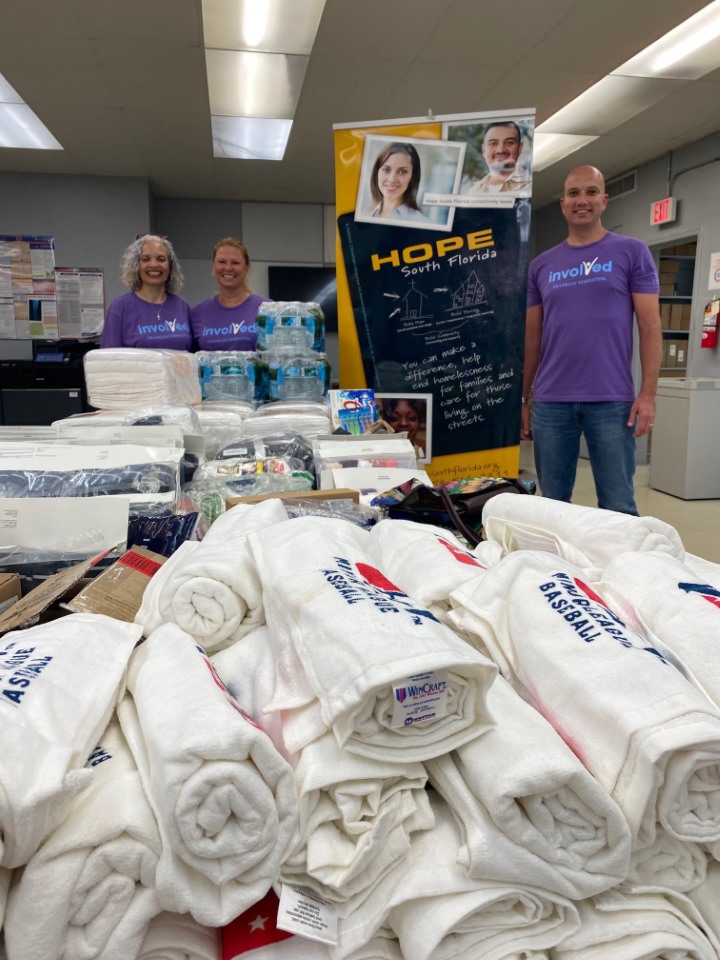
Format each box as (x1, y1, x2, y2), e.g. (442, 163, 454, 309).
(190, 237, 271, 350)
(100, 234, 192, 349)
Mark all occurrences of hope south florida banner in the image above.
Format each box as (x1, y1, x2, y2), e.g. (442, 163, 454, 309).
(334, 109, 535, 483)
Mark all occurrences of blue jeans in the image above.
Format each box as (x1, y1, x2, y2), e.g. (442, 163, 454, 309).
(531, 401, 638, 515)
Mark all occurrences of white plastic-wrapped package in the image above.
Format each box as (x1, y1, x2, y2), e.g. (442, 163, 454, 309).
(84, 348, 201, 410)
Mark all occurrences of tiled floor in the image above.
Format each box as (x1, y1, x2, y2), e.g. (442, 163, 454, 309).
(520, 441, 720, 564)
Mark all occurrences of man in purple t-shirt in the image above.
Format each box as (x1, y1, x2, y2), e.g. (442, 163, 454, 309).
(522, 165, 662, 515)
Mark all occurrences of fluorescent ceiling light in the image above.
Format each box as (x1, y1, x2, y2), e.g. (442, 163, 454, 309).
(616, 0, 720, 79)
(535, 0, 720, 170)
(202, 0, 326, 55)
(202, 0, 325, 163)
(212, 115, 292, 160)
(0, 74, 23, 104)
(206, 49, 309, 119)
(0, 72, 62, 149)
(538, 75, 680, 137)
(533, 133, 597, 173)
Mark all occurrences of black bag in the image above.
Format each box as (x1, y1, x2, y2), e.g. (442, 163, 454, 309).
(384, 476, 534, 547)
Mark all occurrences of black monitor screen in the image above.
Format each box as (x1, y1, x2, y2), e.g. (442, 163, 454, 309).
(267, 266, 338, 332)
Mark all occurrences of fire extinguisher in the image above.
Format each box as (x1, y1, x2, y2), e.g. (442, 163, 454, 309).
(702, 299, 719, 349)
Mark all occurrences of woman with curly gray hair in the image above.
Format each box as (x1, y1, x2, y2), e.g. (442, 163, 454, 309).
(100, 234, 192, 349)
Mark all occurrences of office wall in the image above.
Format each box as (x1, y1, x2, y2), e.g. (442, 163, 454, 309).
(0, 172, 152, 303)
(532, 130, 720, 380)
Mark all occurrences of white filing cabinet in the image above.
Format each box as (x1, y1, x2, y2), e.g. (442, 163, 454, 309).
(649, 378, 720, 499)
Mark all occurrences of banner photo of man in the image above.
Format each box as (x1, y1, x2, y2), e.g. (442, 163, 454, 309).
(334, 110, 535, 483)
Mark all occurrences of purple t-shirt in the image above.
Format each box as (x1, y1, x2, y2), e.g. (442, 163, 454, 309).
(100, 292, 192, 350)
(527, 232, 659, 402)
(190, 294, 271, 351)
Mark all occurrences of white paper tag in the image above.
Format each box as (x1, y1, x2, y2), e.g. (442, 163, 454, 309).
(277, 884, 338, 945)
(391, 669, 449, 728)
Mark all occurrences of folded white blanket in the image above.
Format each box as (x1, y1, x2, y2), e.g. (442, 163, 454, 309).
(687, 858, 720, 941)
(482, 493, 685, 578)
(425, 675, 631, 900)
(119, 624, 298, 926)
(336, 794, 578, 960)
(249, 515, 497, 763)
(449, 550, 720, 848)
(136, 500, 288, 654)
(598, 550, 720, 710)
(552, 885, 720, 959)
(138, 911, 219, 960)
(220, 888, 329, 958)
(84, 348, 200, 410)
(627, 826, 707, 892)
(0, 613, 142, 868)
(3, 717, 161, 960)
(369, 519, 490, 612)
(280, 731, 434, 903)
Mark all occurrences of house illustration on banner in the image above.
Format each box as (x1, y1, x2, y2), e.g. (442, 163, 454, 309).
(451, 269, 488, 309)
(401, 280, 433, 320)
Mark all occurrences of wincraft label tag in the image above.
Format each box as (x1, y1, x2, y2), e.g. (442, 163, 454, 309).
(391, 670, 449, 728)
(277, 884, 338, 945)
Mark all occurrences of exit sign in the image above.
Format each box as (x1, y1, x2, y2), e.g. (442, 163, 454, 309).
(650, 197, 677, 225)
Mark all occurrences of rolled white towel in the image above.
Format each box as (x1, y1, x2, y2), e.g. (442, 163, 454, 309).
(119, 624, 297, 926)
(335, 795, 579, 960)
(280, 731, 434, 903)
(136, 500, 288, 654)
(598, 550, 720, 710)
(552, 885, 720, 959)
(369, 519, 491, 613)
(135, 540, 202, 636)
(3, 718, 161, 960)
(482, 493, 685, 578)
(211, 627, 292, 761)
(220, 888, 329, 958)
(138, 911, 220, 960)
(212, 627, 326, 760)
(686, 858, 720, 942)
(249, 515, 497, 763)
(426, 675, 631, 900)
(213, 630, 435, 903)
(449, 550, 720, 848)
(0, 613, 143, 868)
(626, 827, 707, 893)
(683, 551, 720, 591)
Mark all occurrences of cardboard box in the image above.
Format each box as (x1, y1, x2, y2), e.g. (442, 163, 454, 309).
(659, 283, 676, 297)
(660, 302, 672, 326)
(679, 304, 692, 330)
(0, 573, 21, 616)
(63, 546, 167, 622)
(0, 554, 105, 634)
(670, 303, 684, 329)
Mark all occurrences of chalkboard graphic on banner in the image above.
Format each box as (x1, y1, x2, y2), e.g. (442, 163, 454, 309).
(338, 201, 528, 460)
